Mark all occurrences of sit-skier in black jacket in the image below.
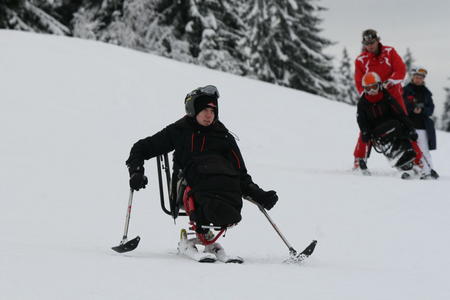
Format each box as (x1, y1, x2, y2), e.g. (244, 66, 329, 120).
(357, 89, 416, 140)
(356, 85, 424, 170)
(126, 85, 278, 232)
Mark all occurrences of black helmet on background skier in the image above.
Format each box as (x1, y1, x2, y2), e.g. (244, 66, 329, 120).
(184, 85, 219, 119)
(362, 29, 380, 45)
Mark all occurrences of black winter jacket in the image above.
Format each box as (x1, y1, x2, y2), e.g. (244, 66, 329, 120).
(126, 116, 254, 196)
(403, 83, 436, 150)
(357, 90, 414, 136)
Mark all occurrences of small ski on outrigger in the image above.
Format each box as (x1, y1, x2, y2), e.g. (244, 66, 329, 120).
(111, 190, 141, 253)
(284, 240, 317, 264)
(247, 198, 317, 264)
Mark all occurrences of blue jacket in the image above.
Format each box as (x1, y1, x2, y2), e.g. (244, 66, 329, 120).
(403, 83, 436, 150)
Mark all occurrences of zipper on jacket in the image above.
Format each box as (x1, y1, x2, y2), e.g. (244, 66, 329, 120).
(200, 136, 206, 152)
(231, 149, 241, 169)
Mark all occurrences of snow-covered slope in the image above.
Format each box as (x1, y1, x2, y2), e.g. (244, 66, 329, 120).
(1, 30, 449, 300)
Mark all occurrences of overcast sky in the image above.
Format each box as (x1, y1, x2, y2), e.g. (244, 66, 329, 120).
(319, 0, 450, 116)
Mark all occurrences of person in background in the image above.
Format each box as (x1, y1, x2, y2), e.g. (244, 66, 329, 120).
(403, 67, 439, 179)
(356, 72, 424, 177)
(353, 29, 407, 174)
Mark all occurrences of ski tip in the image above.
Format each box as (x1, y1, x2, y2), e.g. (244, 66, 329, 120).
(111, 236, 141, 253)
(198, 257, 217, 263)
(283, 240, 318, 264)
(225, 256, 244, 264)
(401, 172, 412, 179)
(302, 240, 317, 256)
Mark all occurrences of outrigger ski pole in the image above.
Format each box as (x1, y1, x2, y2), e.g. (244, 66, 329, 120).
(248, 198, 317, 263)
(112, 189, 141, 253)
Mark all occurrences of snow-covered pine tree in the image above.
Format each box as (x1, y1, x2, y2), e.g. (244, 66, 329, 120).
(52, 0, 84, 28)
(72, 0, 124, 40)
(196, 1, 248, 74)
(0, 0, 24, 28)
(103, 0, 194, 62)
(336, 48, 358, 105)
(242, 0, 278, 83)
(197, 28, 242, 73)
(156, 0, 248, 74)
(72, 7, 100, 40)
(97, 0, 151, 47)
(441, 82, 450, 132)
(1, 0, 70, 35)
(403, 47, 415, 83)
(242, 0, 337, 99)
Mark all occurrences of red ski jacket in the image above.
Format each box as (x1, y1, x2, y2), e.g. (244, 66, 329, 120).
(354, 44, 406, 112)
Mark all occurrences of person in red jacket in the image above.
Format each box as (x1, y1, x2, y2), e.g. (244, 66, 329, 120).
(353, 29, 407, 173)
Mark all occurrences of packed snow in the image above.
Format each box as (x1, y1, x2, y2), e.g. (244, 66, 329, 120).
(1, 30, 449, 300)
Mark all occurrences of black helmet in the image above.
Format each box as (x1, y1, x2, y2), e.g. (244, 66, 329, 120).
(184, 85, 220, 117)
(362, 29, 380, 45)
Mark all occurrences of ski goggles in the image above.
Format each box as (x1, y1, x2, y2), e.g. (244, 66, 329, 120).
(187, 85, 220, 100)
(362, 39, 377, 46)
(200, 85, 220, 98)
(363, 83, 379, 92)
(362, 33, 378, 45)
(412, 68, 428, 77)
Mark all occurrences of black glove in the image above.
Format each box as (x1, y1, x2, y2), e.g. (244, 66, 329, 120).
(246, 183, 278, 210)
(128, 165, 148, 191)
(129, 173, 148, 191)
(361, 131, 372, 143)
(408, 130, 418, 141)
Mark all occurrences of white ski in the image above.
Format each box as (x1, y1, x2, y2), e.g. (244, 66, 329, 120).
(401, 164, 427, 180)
(177, 229, 216, 263)
(177, 229, 243, 263)
(205, 243, 244, 264)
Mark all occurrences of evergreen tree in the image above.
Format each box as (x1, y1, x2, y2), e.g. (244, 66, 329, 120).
(0, 0, 25, 28)
(403, 47, 415, 83)
(242, 0, 337, 99)
(1, 0, 69, 34)
(72, 0, 125, 40)
(156, 0, 248, 74)
(97, 0, 150, 46)
(72, 7, 100, 39)
(336, 48, 358, 105)
(441, 81, 450, 132)
(197, 27, 243, 73)
(52, 0, 84, 27)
